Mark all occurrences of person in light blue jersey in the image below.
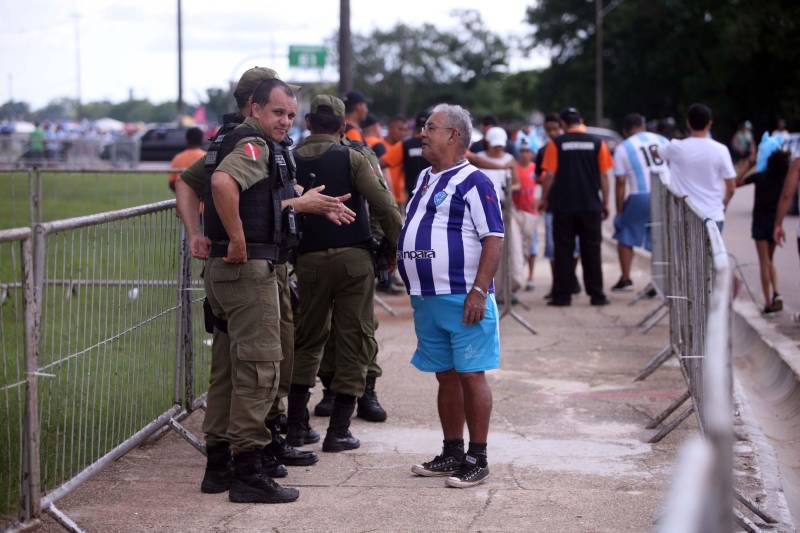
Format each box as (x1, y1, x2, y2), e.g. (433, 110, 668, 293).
(611, 113, 669, 291)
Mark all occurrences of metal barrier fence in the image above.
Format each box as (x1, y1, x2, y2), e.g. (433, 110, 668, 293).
(0, 200, 210, 532)
(635, 176, 778, 531)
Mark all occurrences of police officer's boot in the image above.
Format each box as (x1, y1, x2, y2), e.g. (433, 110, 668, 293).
(314, 388, 335, 417)
(266, 417, 319, 467)
(286, 386, 318, 447)
(201, 442, 232, 494)
(322, 394, 360, 452)
(357, 375, 387, 422)
(261, 447, 288, 478)
(229, 450, 299, 504)
(314, 375, 335, 417)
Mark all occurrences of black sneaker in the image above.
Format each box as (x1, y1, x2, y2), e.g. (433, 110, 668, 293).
(446, 455, 489, 488)
(591, 296, 611, 306)
(411, 454, 463, 477)
(611, 278, 633, 292)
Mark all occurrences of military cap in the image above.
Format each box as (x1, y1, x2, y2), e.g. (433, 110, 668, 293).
(310, 95, 345, 120)
(234, 66, 300, 101)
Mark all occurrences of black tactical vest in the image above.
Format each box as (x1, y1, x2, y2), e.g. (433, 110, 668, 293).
(203, 124, 299, 258)
(294, 143, 372, 254)
(548, 131, 603, 214)
(402, 137, 430, 198)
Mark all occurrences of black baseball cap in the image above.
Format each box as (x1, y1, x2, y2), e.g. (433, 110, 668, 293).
(343, 90, 370, 106)
(559, 107, 581, 122)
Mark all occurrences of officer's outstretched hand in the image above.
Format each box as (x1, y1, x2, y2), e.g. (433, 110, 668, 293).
(190, 234, 211, 259)
(224, 239, 247, 264)
(299, 185, 348, 216)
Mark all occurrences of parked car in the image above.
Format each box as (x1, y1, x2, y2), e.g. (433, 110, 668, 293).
(585, 126, 623, 152)
(139, 126, 208, 162)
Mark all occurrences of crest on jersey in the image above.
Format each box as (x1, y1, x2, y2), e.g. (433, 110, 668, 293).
(433, 191, 448, 206)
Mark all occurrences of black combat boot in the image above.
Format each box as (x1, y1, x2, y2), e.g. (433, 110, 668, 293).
(357, 375, 387, 422)
(322, 395, 360, 453)
(266, 417, 319, 467)
(261, 447, 288, 478)
(201, 442, 232, 493)
(301, 394, 321, 443)
(314, 388, 335, 417)
(286, 386, 312, 447)
(229, 450, 299, 504)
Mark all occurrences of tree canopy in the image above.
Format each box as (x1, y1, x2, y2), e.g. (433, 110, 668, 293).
(525, 0, 800, 138)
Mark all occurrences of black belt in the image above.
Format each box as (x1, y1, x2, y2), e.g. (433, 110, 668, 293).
(209, 242, 280, 261)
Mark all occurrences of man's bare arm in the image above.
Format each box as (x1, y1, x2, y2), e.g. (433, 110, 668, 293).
(210, 171, 246, 263)
(463, 236, 503, 325)
(774, 158, 800, 245)
(723, 178, 736, 209)
(615, 176, 626, 216)
(175, 177, 210, 259)
(600, 169, 611, 219)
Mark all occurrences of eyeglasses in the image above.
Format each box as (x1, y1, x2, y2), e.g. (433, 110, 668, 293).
(422, 122, 457, 134)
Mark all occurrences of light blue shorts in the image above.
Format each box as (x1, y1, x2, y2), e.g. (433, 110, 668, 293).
(410, 294, 500, 373)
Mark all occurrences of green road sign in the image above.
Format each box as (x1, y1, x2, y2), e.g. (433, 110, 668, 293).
(289, 45, 327, 69)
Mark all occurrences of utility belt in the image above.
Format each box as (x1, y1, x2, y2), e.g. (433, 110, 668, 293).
(209, 241, 280, 261)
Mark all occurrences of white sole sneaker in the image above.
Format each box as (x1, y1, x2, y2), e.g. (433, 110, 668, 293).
(445, 472, 489, 488)
(411, 464, 454, 477)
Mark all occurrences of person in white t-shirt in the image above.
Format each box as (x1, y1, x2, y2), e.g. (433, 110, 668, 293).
(658, 103, 736, 231)
(474, 127, 525, 295)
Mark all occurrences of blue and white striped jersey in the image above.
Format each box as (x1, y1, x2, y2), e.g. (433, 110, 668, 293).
(398, 162, 505, 296)
(613, 132, 670, 194)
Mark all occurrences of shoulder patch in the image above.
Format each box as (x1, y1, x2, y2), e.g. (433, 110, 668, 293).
(243, 142, 261, 161)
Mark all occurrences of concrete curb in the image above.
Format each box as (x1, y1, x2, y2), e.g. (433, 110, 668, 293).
(732, 298, 800, 528)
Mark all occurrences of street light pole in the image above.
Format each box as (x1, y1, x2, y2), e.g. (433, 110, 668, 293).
(338, 0, 353, 95)
(177, 0, 185, 117)
(71, 13, 82, 118)
(595, 0, 603, 126)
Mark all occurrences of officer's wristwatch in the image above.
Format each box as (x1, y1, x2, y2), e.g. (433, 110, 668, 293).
(470, 286, 487, 299)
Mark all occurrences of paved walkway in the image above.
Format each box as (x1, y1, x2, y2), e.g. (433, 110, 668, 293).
(36, 247, 764, 532)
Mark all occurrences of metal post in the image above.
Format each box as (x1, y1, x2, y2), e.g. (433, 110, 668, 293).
(176, 0, 184, 117)
(21, 235, 41, 520)
(28, 168, 42, 229)
(595, 0, 603, 125)
(338, 0, 353, 95)
(179, 231, 194, 409)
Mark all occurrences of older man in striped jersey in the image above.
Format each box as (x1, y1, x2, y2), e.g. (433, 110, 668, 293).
(398, 103, 504, 488)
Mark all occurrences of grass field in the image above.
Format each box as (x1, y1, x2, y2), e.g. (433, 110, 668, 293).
(0, 171, 173, 230)
(0, 173, 211, 523)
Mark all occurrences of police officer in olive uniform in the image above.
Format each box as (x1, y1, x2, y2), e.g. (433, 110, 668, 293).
(176, 77, 354, 504)
(287, 95, 402, 452)
(311, 133, 393, 424)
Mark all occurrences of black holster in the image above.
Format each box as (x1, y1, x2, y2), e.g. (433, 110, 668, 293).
(203, 298, 228, 334)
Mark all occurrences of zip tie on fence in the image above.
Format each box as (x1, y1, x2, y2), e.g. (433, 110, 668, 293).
(653, 261, 669, 266)
(666, 295, 690, 301)
(678, 355, 705, 359)
(31, 371, 56, 378)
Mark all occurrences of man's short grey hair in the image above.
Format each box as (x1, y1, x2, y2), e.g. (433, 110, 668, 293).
(432, 103, 472, 152)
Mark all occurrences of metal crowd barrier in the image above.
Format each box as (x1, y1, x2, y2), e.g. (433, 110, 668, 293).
(634, 176, 778, 531)
(1, 136, 141, 170)
(0, 200, 211, 532)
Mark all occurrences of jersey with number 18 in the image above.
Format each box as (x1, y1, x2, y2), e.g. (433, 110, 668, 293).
(613, 131, 670, 194)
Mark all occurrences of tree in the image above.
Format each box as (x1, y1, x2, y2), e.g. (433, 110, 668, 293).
(0, 101, 31, 121)
(525, 0, 800, 139)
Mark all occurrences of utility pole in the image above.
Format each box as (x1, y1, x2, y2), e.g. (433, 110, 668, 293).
(177, 0, 185, 117)
(338, 0, 353, 95)
(71, 13, 82, 118)
(595, 0, 603, 126)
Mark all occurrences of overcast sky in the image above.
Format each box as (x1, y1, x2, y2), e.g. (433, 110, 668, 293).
(0, 0, 549, 109)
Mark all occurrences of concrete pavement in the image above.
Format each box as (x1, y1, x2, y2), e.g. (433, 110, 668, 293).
(34, 248, 776, 532)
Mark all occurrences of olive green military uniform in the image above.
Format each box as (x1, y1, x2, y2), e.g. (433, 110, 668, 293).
(181, 124, 295, 424)
(292, 133, 402, 397)
(197, 117, 283, 454)
(315, 136, 395, 385)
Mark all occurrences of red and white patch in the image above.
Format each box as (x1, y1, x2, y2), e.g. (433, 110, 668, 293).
(243, 142, 261, 161)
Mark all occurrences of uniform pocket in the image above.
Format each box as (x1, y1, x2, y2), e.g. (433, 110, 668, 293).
(345, 261, 372, 278)
(210, 262, 241, 282)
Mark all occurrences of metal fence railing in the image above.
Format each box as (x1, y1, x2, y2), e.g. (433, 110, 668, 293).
(631, 175, 779, 531)
(0, 200, 210, 532)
